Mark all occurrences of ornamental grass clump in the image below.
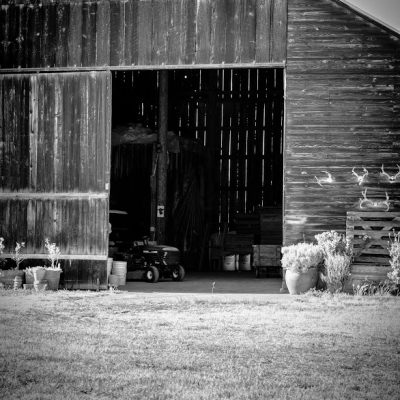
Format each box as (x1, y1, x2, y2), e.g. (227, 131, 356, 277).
(315, 230, 352, 293)
(11, 242, 26, 270)
(281, 243, 323, 273)
(388, 230, 400, 287)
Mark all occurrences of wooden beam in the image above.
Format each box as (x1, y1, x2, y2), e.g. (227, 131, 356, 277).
(0, 62, 286, 74)
(156, 70, 168, 243)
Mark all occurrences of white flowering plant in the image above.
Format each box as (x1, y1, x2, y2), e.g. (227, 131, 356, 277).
(11, 241, 26, 270)
(44, 238, 62, 270)
(281, 243, 324, 273)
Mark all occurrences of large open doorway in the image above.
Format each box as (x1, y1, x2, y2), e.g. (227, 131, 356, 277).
(110, 68, 284, 271)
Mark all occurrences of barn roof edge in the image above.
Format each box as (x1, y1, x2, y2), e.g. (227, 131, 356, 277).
(333, 0, 400, 38)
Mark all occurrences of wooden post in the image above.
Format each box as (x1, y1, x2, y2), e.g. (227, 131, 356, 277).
(156, 70, 168, 243)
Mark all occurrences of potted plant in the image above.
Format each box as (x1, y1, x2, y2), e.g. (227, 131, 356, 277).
(315, 231, 352, 293)
(281, 242, 323, 294)
(44, 238, 62, 290)
(0, 239, 26, 288)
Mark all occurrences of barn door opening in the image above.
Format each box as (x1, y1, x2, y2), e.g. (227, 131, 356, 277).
(0, 72, 111, 289)
(110, 68, 284, 270)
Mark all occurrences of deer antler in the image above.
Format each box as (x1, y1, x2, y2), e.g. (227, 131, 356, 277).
(380, 164, 400, 184)
(359, 189, 390, 211)
(315, 171, 334, 187)
(359, 189, 370, 209)
(352, 167, 368, 185)
(382, 192, 390, 212)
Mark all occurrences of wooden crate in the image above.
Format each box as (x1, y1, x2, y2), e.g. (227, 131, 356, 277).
(346, 211, 400, 286)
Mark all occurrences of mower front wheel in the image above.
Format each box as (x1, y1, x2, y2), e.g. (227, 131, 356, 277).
(171, 265, 185, 281)
(145, 266, 159, 283)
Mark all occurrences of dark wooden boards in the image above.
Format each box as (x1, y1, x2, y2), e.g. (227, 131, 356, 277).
(0, 71, 111, 288)
(284, 0, 400, 245)
(0, 0, 287, 69)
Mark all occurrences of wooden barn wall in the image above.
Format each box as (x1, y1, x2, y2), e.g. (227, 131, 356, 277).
(0, 0, 287, 69)
(285, 0, 400, 245)
(0, 71, 111, 288)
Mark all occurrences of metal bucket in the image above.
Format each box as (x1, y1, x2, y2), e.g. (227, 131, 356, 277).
(239, 254, 251, 271)
(223, 255, 236, 271)
(112, 261, 127, 285)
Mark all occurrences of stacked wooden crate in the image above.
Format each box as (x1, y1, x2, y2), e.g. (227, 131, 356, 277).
(252, 244, 282, 277)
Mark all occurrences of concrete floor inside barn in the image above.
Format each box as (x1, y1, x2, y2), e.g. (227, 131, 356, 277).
(120, 271, 285, 295)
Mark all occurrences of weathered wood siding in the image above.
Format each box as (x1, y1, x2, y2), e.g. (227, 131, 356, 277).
(284, 0, 400, 244)
(0, 72, 111, 288)
(0, 0, 287, 69)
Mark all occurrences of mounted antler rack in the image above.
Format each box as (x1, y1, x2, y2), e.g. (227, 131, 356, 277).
(380, 164, 400, 184)
(314, 171, 334, 187)
(359, 189, 390, 212)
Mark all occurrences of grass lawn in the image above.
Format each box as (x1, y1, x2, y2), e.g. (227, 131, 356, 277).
(0, 289, 399, 400)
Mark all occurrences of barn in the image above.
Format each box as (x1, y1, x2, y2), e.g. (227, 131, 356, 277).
(0, 0, 399, 289)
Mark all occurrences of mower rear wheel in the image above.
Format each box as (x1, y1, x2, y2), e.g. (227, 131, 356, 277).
(145, 266, 159, 283)
(171, 265, 185, 281)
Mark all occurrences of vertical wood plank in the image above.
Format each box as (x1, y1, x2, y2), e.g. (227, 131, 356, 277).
(210, 0, 227, 64)
(124, 0, 134, 65)
(27, 3, 42, 69)
(88, 72, 97, 191)
(166, 0, 182, 65)
(45, 75, 55, 191)
(67, 1, 83, 67)
(0, 5, 10, 68)
(80, 73, 89, 191)
(182, 0, 197, 64)
(55, 2, 69, 67)
(256, 0, 272, 63)
(130, 0, 139, 66)
(96, 0, 111, 66)
(271, 0, 287, 63)
(152, 0, 168, 65)
(239, 0, 256, 63)
(137, 0, 152, 65)
(195, 0, 211, 64)
(82, 1, 97, 67)
(42, 2, 57, 68)
(15, 4, 28, 69)
(110, 0, 125, 66)
(29, 75, 38, 191)
(0, 77, 3, 188)
(53, 74, 62, 192)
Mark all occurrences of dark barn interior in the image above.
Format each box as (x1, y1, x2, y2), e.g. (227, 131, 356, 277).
(111, 68, 284, 269)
